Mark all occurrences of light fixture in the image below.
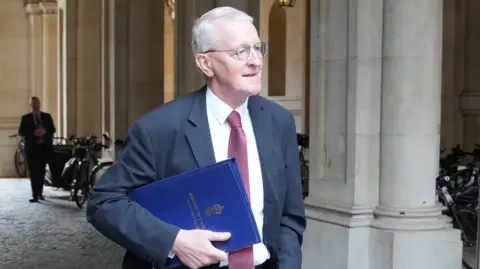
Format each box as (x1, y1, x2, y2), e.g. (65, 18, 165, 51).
(277, 0, 296, 7)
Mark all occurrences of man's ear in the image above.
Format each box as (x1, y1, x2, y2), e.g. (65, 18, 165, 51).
(195, 54, 214, 77)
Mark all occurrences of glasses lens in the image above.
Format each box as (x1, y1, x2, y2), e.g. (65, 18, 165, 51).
(255, 42, 268, 57)
(236, 42, 268, 61)
(236, 45, 251, 61)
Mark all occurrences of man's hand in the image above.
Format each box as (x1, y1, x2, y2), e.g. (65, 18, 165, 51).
(171, 229, 231, 269)
(34, 128, 46, 136)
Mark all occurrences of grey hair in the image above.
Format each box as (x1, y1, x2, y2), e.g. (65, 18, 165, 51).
(191, 6, 254, 55)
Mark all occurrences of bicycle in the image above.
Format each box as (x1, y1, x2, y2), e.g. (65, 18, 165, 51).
(69, 134, 111, 209)
(297, 133, 309, 199)
(437, 145, 480, 269)
(89, 138, 126, 186)
(44, 136, 75, 190)
(90, 138, 125, 185)
(8, 134, 28, 177)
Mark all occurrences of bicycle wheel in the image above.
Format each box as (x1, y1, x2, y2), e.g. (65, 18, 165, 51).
(452, 207, 477, 245)
(463, 259, 473, 269)
(299, 151, 309, 199)
(14, 149, 28, 177)
(450, 206, 477, 269)
(44, 164, 52, 186)
(72, 163, 89, 209)
(90, 162, 113, 186)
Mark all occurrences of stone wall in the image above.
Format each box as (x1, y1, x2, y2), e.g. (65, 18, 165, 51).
(0, 0, 30, 177)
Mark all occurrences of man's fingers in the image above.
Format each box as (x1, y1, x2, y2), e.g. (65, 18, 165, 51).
(207, 231, 231, 241)
(210, 248, 228, 261)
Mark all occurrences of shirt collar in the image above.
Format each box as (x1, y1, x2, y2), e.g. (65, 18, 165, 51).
(206, 87, 249, 125)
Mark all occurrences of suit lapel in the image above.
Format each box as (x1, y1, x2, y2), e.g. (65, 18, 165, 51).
(248, 96, 277, 217)
(185, 87, 216, 168)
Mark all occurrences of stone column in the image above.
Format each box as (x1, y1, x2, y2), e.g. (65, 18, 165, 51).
(25, 3, 43, 99)
(164, 0, 175, 103)
(370, 1, 462, 269)
(126, 0, 164, 123)
(108, 0, 129, 141)
(64, 0, 78, 137)
(101, 0, 110, 139)
(459, 0, 480, 150)
(302, 0, 383, 268)
(107, 0, 164, 143)
(39, 2, 59, 128)
(76, 0, 102, 136)
(174, 0, 215, 97)
(440, 0, 464, 149)
(57, 0, 68, 137)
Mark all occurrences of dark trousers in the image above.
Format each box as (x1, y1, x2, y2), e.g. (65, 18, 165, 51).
(26, 145, 49, 198)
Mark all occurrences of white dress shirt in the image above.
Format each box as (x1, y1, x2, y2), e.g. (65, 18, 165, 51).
(206, 88, 270, 267)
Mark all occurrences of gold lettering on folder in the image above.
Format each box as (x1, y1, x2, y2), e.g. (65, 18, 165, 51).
(187, 193, 206, 229)
(186, 197, 199, 229)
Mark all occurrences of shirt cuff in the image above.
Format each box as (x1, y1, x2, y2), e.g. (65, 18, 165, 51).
(168, 251, 175, 259)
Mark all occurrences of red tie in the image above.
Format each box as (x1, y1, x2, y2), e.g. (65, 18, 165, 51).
(226, 111, 255, 269)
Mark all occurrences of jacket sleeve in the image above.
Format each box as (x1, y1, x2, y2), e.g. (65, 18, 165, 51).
(278, 114, 307, 269)
(18, 115, 26, 137)
(45, 113, 56, 135)
(86, 119, 180, 267)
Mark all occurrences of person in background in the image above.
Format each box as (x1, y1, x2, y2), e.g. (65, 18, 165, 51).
(18, 96, 56, 203)
(87, 6, 306, 269)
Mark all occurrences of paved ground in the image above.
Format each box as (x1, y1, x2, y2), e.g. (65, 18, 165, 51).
(0, 178, 477, 269)
(464, 246, 477, 268)
(0, 178, 124, 269)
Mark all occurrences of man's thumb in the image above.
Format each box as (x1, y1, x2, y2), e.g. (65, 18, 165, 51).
(207, 231, 231, 241)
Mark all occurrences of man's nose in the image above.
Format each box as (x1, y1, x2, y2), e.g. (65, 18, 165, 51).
(246, 50, 262, 66)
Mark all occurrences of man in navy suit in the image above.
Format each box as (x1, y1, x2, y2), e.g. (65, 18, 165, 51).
(18, 96, 56, 203)
(87, 6, 306, 269)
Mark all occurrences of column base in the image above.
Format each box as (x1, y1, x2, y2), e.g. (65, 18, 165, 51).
(302, 205, 372, 269)
(370, 227, 462, 269)
(302, 207, 462, 269)
(371, 204, 450, 230)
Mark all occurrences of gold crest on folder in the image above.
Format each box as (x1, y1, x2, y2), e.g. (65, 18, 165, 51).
(205, 204, 224, 216)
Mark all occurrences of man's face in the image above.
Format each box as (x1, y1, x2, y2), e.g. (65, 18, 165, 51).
(30, 99, 40, 111)
(205, 20, 264, 98)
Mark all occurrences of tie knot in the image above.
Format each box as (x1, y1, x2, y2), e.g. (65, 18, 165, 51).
(227, 111, 242, 128)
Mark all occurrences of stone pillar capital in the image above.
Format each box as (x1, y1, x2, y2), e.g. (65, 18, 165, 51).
(166, 0, 175, 20)
(57, 0, 65, 10)
(25, 3, 42, 15)
(39, 2, 58, 15)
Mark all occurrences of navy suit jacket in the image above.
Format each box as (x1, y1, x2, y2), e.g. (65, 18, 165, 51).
(18, 111, 56, 152)
(86, 87, 306, 269)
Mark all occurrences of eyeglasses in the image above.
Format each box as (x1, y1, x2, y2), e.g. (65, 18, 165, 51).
(203, 41, 268, 61)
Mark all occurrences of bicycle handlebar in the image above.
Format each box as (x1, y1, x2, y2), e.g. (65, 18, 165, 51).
(296, 133, 309, 148)
(114, 139, 126, 146)
(69, 133, 125, 150)
(442, 144, 480, 159)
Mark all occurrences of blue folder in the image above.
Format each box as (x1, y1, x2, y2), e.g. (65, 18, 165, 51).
(128, 158, 261, 269)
